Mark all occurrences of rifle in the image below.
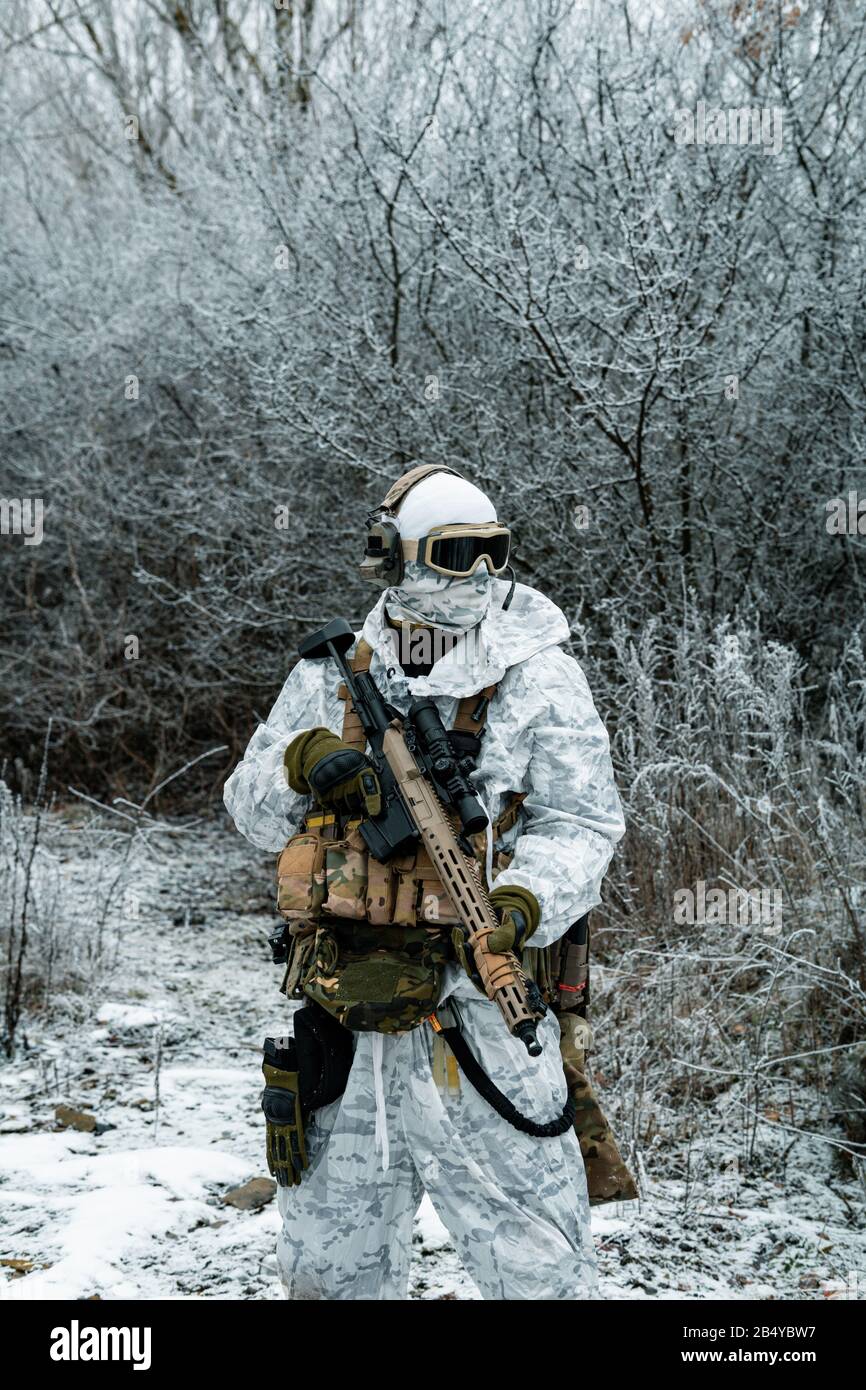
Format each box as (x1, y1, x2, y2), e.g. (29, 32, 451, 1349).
(298, 618, 546, 1056)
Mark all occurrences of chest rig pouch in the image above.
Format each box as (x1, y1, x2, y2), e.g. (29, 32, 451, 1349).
(275, 641, 512, 1033)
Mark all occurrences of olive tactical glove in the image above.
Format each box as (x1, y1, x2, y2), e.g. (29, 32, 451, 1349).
(452, 883, 541, 991)
(486, 884, 541, 955)
(261, 1055, 308, 1188)
(285, 727, 382, 818)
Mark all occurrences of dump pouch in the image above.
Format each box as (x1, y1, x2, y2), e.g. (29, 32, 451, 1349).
(292, 1004, 356, 1111)
(261, 1007, 354, 1189)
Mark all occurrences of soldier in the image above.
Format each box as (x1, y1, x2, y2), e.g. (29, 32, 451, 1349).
(224, 465, 626, 1300)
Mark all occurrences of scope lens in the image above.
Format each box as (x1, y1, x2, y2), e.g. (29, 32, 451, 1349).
(459, 798, 488, 836)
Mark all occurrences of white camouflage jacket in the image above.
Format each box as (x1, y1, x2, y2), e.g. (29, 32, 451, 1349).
(225, 579, 624, 987)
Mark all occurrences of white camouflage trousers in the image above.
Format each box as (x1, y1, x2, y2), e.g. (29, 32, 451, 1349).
(276, 1000, 598, 1300)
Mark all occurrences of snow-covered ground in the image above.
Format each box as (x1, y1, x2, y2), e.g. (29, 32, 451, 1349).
(1, 821, 864, 1301)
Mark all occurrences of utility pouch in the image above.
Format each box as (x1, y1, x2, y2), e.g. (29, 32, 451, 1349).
(283, 921, 318, 999)
(322, 826, 368, 920)
(302, 919, 450, 1034)
(277, 832, 327, 921)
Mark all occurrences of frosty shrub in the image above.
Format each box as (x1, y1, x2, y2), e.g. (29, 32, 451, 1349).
(0, 741, 227, 1055)
(0, 773, 62, 1052)
(583, 608, 866, 1187)
(0, 772, 144, 1056)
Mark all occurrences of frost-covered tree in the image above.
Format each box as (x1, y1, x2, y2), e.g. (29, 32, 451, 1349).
(0, 0, 864, 791)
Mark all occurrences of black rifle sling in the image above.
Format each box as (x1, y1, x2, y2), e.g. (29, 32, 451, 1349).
(436, 1019, 577, 1138)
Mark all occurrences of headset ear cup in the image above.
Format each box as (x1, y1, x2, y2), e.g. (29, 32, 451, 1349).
(361, 463, 468, 586)
(359, 518, 403, 587)
(385, 523, 404, 586)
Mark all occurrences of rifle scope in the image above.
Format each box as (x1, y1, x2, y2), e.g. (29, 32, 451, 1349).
(409, 698, 489, 837)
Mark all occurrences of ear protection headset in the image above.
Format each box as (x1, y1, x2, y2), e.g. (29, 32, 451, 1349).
(359, 463, 463, 588)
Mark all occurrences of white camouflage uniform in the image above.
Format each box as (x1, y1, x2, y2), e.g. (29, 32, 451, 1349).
(224, 575, 625, 1300)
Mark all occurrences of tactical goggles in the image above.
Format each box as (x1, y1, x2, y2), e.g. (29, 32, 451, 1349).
(401, 522, 511, 578)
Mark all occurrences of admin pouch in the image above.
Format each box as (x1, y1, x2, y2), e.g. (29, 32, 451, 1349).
(302, 919, 452, 1032)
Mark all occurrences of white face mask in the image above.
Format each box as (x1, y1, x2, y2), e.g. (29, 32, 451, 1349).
(386, 560, 493, 633)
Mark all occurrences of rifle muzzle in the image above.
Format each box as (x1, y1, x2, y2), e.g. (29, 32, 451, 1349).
(513, 1021, 543, 1057)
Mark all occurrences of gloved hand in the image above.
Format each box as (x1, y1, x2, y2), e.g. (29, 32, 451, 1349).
(486, 884, 541, 955)
(451, 884, 541, 993)
(261, 1055, 308, 1189)
(285, 727, 382, 818)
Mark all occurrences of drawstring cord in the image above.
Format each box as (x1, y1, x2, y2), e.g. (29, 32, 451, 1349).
(371, 1032, 390, 1172)
(481, 795, 495, 891)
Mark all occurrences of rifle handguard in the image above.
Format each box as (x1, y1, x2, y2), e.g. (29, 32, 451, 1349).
(380, 724, 545, 1055)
